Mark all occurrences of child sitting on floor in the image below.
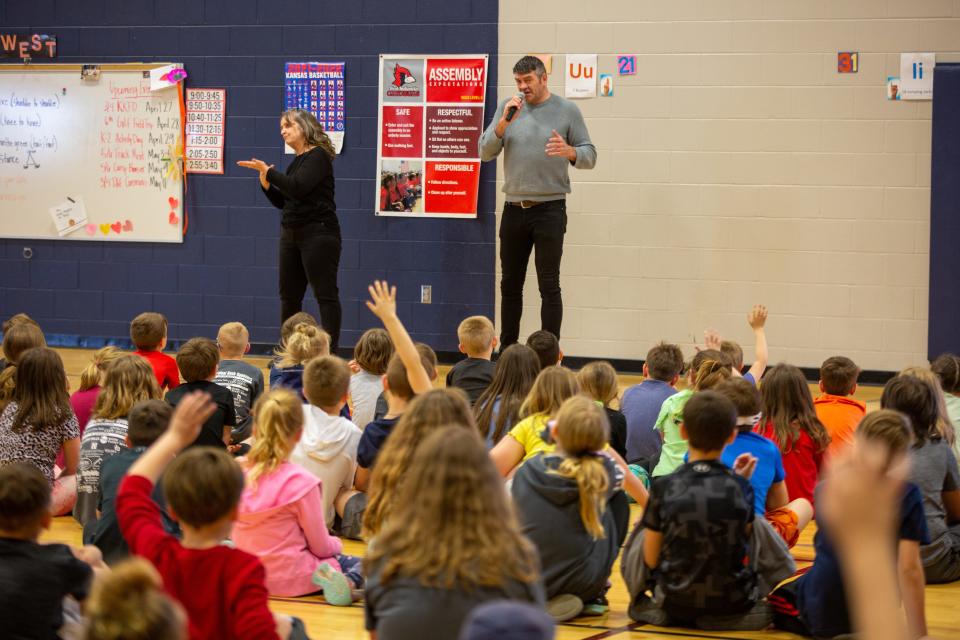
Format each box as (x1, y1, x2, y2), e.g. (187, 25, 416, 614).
(213, 321, 264, 443)
(271, 323, 330, 401)
(165, 337, 236, 450)
(512, 396, 638, 622)
(814, 356, 866, 461)
(577, 361, 627, 458)
(446, 316, 497, 405)
(233, 388, 362, 601)
(474, 344, 541, 449)
(348, 328, 393, 430)
(130, 312, 179, 392)
(621, 342, 684, 472)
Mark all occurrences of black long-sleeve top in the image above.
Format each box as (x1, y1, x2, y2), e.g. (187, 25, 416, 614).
(262, 146, 337, 229)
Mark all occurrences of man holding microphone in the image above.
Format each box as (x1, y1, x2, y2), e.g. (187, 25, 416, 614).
(480, 55, 597, 350)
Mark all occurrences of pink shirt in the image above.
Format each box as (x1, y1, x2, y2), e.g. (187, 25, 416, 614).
(233, 461, 342, 597)
(58, 386, 100, 469)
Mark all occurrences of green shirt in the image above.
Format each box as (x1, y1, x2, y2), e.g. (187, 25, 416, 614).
(651, 389, 694, 477)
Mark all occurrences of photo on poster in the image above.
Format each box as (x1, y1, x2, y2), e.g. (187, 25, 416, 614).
(382, 58, 425, 103)
(599, 74, 613, 97)
(887, 76, 901, 101)
(380, 159, 423, 214)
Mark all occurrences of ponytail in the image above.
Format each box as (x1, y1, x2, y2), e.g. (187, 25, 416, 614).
(83, 558, 185, 640)
(550, 396, 610, 539)
(275, 323, 330, 367)
(693, 359, 731, 391)
(78, 346, 123, 392)
(247, 389, 303, 487)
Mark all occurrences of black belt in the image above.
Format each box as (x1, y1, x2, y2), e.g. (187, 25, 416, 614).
(506, 199, 564, 209)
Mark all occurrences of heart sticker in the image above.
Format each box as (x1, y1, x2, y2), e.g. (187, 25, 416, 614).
(122, 219, 133, 232)
(99, 224, 110, 236)
(85, 224, 96, 236)
(110, 221, 122, 234)
(168, 196, 179, 208)
(168, 211, 180, 225)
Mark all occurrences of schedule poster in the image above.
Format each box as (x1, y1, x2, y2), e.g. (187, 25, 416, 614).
(185, 88, 226, 174)
(376, 54, 488, 218)
(284, 62, 345, 154)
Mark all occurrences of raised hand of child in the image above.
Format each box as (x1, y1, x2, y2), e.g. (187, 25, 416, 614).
(168, 391, 216, 446)
(704, 328, 722, 351)
(347, 359, 362, 374)
(732, 452, 758, 480)
(366, 280, 398, 320)
(748, 304, 768, 329)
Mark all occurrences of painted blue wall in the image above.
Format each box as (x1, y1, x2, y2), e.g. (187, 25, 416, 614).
(0, 0, 498, 353)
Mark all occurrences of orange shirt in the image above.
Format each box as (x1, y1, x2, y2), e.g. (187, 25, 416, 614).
(814, 393, 866, 461)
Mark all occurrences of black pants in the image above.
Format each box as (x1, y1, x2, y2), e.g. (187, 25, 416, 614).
(499, 200, 566, 347)
(279, 221, 342, 350)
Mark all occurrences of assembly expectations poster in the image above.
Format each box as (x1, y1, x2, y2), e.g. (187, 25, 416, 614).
(376, 54, 488, 218)
(284, 62, 345, 154)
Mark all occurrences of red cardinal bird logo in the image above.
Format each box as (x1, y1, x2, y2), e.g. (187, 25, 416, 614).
(392, 64, 417, 88)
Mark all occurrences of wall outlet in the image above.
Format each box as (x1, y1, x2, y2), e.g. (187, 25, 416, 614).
(420, 285, 432, 304)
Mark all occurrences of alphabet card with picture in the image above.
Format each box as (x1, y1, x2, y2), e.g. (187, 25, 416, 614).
(565, 54, 597, 98)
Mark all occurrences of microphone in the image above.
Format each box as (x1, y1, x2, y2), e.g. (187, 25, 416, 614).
(505, 93, 523, 122)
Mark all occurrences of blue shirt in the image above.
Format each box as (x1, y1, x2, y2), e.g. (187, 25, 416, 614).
(743, 372, 756, 386)
(797, 482, 929, 638)
(622, 379, 677, 464)
(356, 416, 399, 469)
(721, 431, 785, 514)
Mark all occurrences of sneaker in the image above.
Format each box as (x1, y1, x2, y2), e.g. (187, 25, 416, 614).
(581, 596, 609, 616)
(546, 594, 583, 622)
(312, 563, 353, 606)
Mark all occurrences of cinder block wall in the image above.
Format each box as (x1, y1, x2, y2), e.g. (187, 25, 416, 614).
(497, 0, 960, 371)
(0, 0, 498, 353)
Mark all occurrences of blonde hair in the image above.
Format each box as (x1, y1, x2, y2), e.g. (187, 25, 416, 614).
(246, 389, 303, 487)
(78, 346, 124, 392)
(275, 323, 330, 367)
(519, 366, 579, 419)
(899, 366, 956, 445)
(363, 388, 475, 538)
(83, 558, 185, 640)
(92, 355, 162, 420)
(217, 322, 249, 356)
(457, 316, 495, 355)
(365, 427, 539, 590)
(551, 396, 611, 539)
(577, 361, 619, 407)
(303, 356, 351, 408)
(693, 359, 732, 391)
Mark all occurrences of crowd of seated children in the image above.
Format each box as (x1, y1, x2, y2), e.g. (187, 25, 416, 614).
(233, 388, 362, 601)
(363, 388, 476, 539)
(771, 407, 929, 639)
(348, 328, 393, 431)
(621, 391, 770, 630)
(166, 337, 236, 450)
(622, 342, 684, 473)
(83, 399, 179, 565)
(214, 322, 264, 443)
(363, 427, 545, 639)
(116, 392, 308, 639)
(290, 356, 362, 527)
(0, 462, 106, 638)
(271, 323, 331, 401)
(474, 344, 541, 448)
(130, 312, 179, 392)
(652, 354, 731, 477)
(577, 361, 627, 458)
(885, 374, 960, 585)
(512, 396, 634, 621)
(75, 355, 162, 525)
(0, 347, 81, 515)
(756, 363, 830, 506)
(814, 356, 866, 461)
(716, 378, 813, 548)
(526, 330, 562, 369)
(447, 316, 498, 404)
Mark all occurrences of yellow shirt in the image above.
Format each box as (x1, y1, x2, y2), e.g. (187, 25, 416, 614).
(508, 413, 556, 462)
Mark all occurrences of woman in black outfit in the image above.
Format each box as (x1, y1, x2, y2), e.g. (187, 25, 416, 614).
(238, 109, 342, 349)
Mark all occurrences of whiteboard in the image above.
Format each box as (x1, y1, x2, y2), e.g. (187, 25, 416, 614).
(0, 65, 184, 242)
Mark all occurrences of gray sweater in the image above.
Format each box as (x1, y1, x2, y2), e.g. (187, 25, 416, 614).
(479, 94, 596, 202)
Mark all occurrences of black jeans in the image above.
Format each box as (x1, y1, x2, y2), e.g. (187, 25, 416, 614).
(499, 200, 566, 347)
(279, 221, 342, 350)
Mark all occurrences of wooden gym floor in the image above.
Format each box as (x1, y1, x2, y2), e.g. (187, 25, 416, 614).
(39, 348, 960, 639)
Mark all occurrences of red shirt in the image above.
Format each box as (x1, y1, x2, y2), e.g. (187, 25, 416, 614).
(134, 350, 181, 391)
(757, 419, 823, 507)
(117, 475, 279, 640)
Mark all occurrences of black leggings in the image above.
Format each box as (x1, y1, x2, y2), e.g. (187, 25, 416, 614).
(498, 200, 566, 347)
(279, 221, 342, 350)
